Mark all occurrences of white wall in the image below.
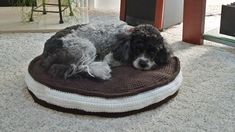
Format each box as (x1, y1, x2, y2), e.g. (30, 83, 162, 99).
(163, 0, 184, 28)
(89, 0, 120, 10)
(88, 0, 95, 9)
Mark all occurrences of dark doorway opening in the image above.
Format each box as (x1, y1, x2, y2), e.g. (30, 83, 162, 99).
(0, 0, 33, 6)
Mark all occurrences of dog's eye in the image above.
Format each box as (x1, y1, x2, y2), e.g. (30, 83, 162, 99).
(136, 48, 142, 53)
(150, 51, 155, 55)
(135, 44, 144, 51)
(138, 47, 143, 51)
(148, 51, 156, 57)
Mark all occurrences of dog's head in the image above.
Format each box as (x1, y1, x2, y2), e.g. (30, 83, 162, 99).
(113, 24, 171, 70)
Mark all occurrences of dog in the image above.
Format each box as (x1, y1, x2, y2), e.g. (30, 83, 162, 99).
(40, 23, 172, 80)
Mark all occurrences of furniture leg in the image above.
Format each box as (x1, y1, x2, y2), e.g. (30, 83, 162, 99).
(68, 0, 74, 16)
(182, 0, 207, 45)
(154, 0, 165, 30)
(42, 0, 47, 14)
(120, 0, 126, 21)
(29, 0, 35, 21)
(58, 0, 64, 23)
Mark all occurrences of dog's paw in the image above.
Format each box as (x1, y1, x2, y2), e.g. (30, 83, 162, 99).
(88, 62, 111, 80)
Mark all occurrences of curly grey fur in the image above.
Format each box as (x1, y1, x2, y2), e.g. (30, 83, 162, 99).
(41, 23, 132, 79)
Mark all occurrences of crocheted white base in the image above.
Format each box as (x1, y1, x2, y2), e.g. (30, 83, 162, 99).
(25, 70, 182, 113)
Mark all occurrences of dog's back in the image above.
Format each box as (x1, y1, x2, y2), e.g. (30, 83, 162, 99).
(41, 23, 130, 72)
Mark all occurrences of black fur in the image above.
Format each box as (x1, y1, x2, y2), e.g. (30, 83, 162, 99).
(113, 24, 171, 67)
(112, 33, 132, 63)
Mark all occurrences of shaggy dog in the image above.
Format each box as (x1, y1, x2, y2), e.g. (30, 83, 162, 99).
(40, 23, 172, 80)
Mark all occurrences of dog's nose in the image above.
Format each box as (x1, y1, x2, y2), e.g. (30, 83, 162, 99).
(138, 59, 148, 68)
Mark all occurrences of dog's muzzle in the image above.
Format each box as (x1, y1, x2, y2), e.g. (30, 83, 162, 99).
(133, 55, 156, 71)
(138, 59, 148, 68)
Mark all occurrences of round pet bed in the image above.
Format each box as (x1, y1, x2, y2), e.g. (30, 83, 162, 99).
(25, 56, 182, 117)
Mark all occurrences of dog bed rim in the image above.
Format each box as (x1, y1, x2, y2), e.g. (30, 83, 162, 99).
(25, 69, 182, 113)
(28, 56, 181, 98)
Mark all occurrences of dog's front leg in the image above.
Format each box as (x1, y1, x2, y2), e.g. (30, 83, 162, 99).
(103, 52, 121, 67)
(88, 61, 111, 80)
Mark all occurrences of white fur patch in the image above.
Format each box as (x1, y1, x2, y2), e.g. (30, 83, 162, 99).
(88, 61, 111, 80)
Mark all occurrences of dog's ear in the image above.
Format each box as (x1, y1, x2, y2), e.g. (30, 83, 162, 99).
(154, 41, 172, 66)
(112, 33, 132, 63)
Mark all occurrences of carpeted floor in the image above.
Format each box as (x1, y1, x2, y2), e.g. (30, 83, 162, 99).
(0, 5, 235, 132)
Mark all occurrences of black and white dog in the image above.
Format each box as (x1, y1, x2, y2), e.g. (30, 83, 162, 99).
(40, 23, 172, 80)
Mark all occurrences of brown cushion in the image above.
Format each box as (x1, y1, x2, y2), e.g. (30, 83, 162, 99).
(28, 56, 180, 98)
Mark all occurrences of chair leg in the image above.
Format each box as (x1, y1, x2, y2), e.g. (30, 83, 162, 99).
(29, 0, 35, 21)
(58, 0, 64, 24)
(68, 0, 74, 16)
(42, 0, 47, 14)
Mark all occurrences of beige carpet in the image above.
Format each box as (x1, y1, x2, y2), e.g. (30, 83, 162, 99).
(0, 3, 235, 132)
